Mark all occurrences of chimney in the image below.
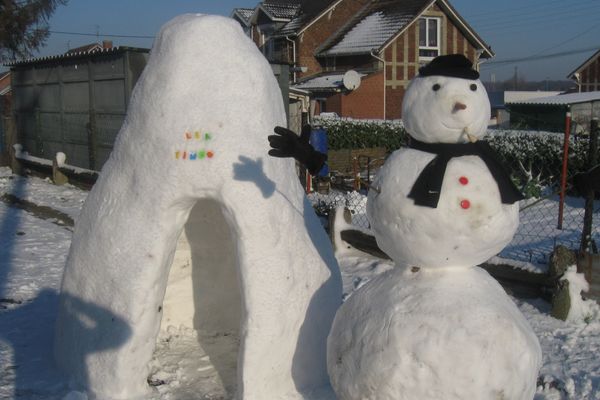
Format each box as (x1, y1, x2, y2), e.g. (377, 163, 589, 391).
(102, 40, 113, 49)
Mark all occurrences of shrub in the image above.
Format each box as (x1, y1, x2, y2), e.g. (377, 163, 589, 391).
(312, 118, 590, 199)
(314, 117, 408, 151)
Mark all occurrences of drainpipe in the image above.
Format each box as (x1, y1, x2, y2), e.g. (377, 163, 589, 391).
(286, 36, 296, 83)
(371, 50, 386, 120)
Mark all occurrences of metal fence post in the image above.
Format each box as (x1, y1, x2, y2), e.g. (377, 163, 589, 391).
(580, 118, 599, 254)
(558, 111, 571, 230)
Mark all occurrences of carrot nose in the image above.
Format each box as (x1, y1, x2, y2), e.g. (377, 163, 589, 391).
(453, 102, 467, 112)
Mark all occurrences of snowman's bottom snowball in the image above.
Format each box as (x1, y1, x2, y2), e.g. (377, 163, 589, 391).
(327, 266, 542, 400)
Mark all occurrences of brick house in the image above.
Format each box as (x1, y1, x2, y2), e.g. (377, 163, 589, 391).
(233, 0, 493, 119)
(568, 49, 600, 92)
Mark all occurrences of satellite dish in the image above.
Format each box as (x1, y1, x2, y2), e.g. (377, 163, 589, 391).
(342, 70, 361, 91)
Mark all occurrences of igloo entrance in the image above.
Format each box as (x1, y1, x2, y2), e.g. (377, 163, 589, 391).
(158, 198, 242, 396)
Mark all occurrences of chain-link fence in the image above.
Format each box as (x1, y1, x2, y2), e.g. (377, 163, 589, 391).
(308, 128, 599, 265)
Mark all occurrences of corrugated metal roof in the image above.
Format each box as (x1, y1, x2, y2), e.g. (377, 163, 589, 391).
(4, 46, 150, 67)
(507, 91, 600, 106)
(317, 0, 428, 56)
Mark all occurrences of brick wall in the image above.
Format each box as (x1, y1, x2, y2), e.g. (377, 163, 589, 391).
(296, 0, 371, 79)
(581, 58, 600, 92)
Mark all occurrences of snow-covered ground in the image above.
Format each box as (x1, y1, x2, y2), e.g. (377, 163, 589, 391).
(1, 167, 599, 399)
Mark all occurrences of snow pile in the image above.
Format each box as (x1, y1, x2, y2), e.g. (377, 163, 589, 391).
(328, 266, 541, 400)
(55, 152, 67, 167)
(562, 265, 600, 324)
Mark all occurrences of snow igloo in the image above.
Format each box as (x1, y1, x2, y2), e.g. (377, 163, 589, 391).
(54, 14, 341, 399)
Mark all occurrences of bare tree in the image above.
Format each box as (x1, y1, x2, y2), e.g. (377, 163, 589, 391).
(0, 0, 68, 63)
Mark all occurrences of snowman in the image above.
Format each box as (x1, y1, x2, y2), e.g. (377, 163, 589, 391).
(271, 54, 542, 400)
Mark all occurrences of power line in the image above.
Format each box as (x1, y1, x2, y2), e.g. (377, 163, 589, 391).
(475, 6, 600, 32)
(529, 22, 600, 59)
(463, 0, 568, 19)
(467, 0, 598, 24)
(483, 45, 599, 66)
(49, 30, 155, 39)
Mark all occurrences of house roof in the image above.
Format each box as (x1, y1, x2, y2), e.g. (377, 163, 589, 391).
(4, 46, 150, 68)
(507, 91, 600, 106)
(317, 0, 428, 57)
(316, 0, 493, 58)
(567, 49, 600, 80)
(260, 1, 302, 20)
(66, 43, 104, 54)
(292, 71, 368, 92)
(270, 0, 340, 37)
(232, 8, 255, 26)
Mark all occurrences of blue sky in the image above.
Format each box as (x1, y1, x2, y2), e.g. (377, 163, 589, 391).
(18, 0, 600, 82)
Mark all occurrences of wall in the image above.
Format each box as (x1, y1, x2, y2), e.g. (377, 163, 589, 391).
(11, 50, 149, 170)
(580, 57, 600, 92)
(325, 71, 384, 119)
(296, 0, 371, 80)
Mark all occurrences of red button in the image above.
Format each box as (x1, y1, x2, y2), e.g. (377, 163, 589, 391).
(460, 200, 471, 209)
(459, 176, 469, 185)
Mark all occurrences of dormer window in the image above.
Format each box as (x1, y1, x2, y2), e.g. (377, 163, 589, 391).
(419, 17, 441, 61)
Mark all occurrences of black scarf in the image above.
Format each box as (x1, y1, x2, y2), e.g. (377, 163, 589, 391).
(407, 136, 525, 208)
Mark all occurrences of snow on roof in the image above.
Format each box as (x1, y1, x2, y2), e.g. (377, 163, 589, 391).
(232, 8, 255, 25)
(5, 46, 150, 67)
(272, 0, 339, 37)
(293, 71, 367, 91)
(504, 91, 562, 103)
(507, 91, 600, 106)
(317, 0, 428, 56)
(260, 2, 301, 20)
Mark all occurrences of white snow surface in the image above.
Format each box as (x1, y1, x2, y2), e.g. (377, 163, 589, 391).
(328, 266, 542, 400)
(52, 15, 340, 400)
(1, 167, 600, 399)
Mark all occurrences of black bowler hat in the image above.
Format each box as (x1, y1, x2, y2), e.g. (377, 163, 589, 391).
(419, 54, 479, 80)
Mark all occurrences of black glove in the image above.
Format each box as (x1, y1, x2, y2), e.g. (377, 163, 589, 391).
(268, 125, 327, 175)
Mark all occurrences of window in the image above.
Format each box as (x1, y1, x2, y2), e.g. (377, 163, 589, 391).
(419, 17, 441, 61)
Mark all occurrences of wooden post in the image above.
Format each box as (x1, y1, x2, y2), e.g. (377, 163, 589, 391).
(352, 157, 360, 191)
(5, 116, 21, 174)
(580, 118, 599, 254)
(558, 111, 571, 229)
(34, 107, 43, 156)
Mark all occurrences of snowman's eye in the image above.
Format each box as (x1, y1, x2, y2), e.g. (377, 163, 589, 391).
(470, 84, 477, 91)
(432, 83, 441, 91)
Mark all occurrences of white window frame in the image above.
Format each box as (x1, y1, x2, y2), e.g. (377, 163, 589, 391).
(419, 17, 441, 62)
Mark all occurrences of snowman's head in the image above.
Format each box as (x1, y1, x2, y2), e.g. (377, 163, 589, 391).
(402, 55, 490, 144)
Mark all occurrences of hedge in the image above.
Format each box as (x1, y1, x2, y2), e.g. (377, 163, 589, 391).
(313, 118, 591, 198)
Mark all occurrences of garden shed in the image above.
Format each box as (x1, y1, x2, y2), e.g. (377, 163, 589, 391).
(508, 91, 600, 134)
(7, 46, 150, 170)
(7, 48, 292, 172)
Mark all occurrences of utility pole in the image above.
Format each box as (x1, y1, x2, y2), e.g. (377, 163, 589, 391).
(513, 66, 518, 90)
